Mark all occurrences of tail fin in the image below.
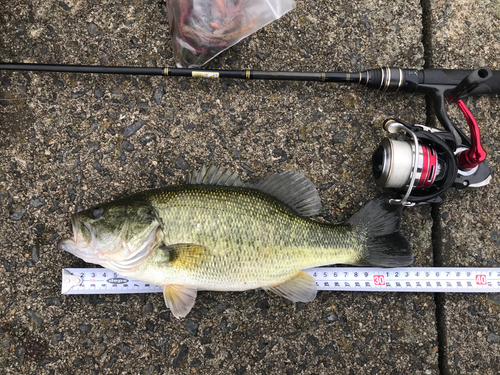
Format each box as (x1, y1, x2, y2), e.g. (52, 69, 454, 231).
(347, 197, 414, 267)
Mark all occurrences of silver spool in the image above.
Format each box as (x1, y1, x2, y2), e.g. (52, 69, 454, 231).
(373, 138, 414, 188)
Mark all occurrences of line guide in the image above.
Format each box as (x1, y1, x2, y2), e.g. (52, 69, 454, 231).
(62, 267, 500, 295)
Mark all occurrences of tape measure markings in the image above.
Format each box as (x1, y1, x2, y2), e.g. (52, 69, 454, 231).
(62, 267, 500, 295)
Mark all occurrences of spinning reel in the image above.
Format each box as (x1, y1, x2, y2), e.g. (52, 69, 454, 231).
(1, 64, 498, 207)
(372, 69, 493, 206)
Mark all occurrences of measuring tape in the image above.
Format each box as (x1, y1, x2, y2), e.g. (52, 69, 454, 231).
(62, 267, 500, 295)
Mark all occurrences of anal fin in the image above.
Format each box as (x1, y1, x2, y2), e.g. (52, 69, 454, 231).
(264, 271, 317, 303)
(163, 284, 198, 319)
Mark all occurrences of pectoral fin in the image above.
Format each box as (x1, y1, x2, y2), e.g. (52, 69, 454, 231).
(163, 284, 198, 319)
(264, 271, 317, 303)
(160, 243, 209, 269)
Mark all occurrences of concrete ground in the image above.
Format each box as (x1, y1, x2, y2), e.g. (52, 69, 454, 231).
(427, 1, 500, 374)
(0, 0, 498, 374)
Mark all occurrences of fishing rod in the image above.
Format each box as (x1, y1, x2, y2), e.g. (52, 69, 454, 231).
(1, 63, 498, 205)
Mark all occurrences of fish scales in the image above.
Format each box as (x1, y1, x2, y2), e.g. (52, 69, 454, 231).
(136, 185, 363, 290)
(59, 166, 413, 318)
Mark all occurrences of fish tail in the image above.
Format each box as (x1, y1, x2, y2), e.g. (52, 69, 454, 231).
(347, 197, 414, 267)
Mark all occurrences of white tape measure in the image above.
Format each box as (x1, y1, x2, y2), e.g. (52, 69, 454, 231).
(62, 267, 500, 295)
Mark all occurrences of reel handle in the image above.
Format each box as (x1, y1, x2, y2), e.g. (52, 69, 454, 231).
(415, 68, 499, 148)
(359, 67, 500, 147)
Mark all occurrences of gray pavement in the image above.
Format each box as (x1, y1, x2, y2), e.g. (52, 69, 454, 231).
(428, 1, 500, 374)
(0, 0, 497, 374)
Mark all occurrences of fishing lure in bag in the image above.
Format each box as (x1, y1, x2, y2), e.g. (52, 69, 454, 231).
(165, 0, 295, 67)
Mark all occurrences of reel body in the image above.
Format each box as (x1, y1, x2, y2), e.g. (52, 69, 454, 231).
(372, 119, 491, 206)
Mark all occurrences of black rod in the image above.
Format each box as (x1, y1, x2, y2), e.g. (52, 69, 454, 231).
(0, 63, 165, 76)
(0, 63, 353, 82)
(0, 63, 406, 91)
(3, 62, 500, 140)
(1, 63, 500, 96)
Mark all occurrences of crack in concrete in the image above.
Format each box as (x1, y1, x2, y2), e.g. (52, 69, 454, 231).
(421, 0, 449, 373)
(432, 203, 449, 375)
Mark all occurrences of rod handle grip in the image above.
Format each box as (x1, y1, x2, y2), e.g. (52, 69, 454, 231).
(449, 68, 494, 100)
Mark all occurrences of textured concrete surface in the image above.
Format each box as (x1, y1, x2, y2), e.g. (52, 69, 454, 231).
(428, 1, 500, 374)
(0, 0, 495, 374)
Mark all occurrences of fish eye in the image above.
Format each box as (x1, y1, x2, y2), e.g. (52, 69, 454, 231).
(91, 207, 104, 219)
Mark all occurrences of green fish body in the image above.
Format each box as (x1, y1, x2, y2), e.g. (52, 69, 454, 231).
(59, 166, 413, 318)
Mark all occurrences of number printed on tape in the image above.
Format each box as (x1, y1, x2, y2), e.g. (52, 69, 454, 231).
(373, 275, 385, 286)
(476, 274, 487, 285)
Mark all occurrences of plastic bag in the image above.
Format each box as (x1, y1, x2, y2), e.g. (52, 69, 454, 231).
(166, 0, 296, 68)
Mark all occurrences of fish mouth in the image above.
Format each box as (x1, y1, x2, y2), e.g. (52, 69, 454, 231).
(58, 236, 103, 265)
(58, 214, 100, 263)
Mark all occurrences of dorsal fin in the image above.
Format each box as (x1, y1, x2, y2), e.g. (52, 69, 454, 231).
(250, 170, 322, 217)
(187, 165, 246, 187)
(187, 165, 322, 217)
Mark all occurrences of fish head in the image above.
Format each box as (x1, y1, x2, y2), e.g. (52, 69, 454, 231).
(58, 200, 161, 271)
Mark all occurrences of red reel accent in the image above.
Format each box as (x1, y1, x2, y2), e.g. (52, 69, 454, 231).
(448, 97, 487, 169)
(416, 143, 438, 189)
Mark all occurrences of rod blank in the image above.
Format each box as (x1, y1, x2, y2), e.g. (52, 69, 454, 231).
(0, 62, 353, 83)
(0, 63, 165, 76)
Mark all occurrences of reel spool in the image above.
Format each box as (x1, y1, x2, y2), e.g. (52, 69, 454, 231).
(373, 138, 439, 190)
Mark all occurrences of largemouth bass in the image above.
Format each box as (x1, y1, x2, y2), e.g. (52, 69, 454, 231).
(59, 166, 413, 318)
